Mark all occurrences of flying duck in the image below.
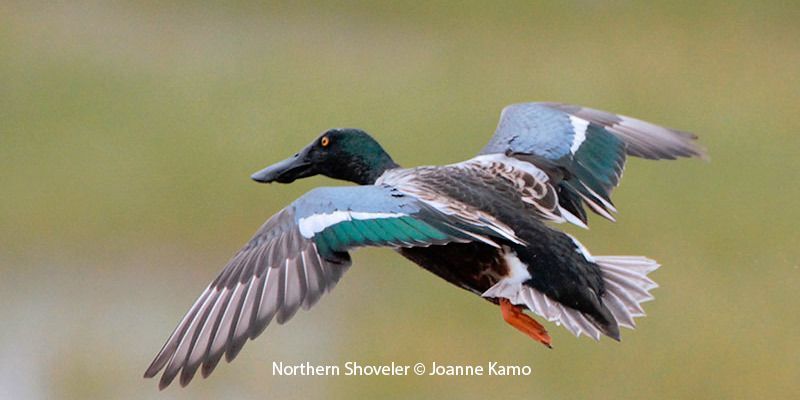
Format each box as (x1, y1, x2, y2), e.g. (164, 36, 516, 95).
(145, 102, 706, 388)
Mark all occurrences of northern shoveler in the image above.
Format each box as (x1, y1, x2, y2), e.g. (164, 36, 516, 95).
(145, 102, 706, 388)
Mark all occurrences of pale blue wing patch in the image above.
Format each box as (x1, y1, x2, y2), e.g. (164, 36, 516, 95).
(482, 103, 577, 159)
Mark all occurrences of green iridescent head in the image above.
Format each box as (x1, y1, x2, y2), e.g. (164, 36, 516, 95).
(251, 128, 399, 185)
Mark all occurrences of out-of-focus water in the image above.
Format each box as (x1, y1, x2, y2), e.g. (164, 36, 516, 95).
(2, 1, 799, 399)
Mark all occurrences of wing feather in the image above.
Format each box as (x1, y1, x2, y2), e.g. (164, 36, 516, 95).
(145, 185, 498, 388)
(480, 102, 706, 225)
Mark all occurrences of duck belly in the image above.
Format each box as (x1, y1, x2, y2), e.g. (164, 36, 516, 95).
(397, 242, 507, 300)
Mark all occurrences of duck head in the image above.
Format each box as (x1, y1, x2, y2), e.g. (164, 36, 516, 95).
(251, 128, 399, 186)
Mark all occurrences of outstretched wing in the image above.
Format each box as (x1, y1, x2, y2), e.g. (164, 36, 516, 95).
(481, 102, 706, 224)
(144, 185, 503, 389)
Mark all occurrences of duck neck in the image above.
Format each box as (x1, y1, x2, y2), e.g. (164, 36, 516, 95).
(351, 154, 400, 185)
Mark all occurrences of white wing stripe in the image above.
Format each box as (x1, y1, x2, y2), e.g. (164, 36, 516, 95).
(298, 211, 406, 238)
(569, 115, 590, 154)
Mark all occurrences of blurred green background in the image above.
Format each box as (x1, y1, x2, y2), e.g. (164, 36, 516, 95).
(2, 1, 798, 399)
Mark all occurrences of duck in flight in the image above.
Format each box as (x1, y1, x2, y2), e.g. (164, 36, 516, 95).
(145, 102, 706, 389)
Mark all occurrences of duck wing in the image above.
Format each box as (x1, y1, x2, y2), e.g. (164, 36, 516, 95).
(481, 102, 706, 224)
(144, 184, 516, 389)
(380, 156, 581, 227)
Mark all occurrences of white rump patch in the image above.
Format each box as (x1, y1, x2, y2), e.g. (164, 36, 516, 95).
(569, 116, 590, 154)
(298, 211, 406, 238)
(482, 245, 660, 341)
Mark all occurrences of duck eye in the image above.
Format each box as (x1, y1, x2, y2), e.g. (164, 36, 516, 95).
(321, 136, 330, 147)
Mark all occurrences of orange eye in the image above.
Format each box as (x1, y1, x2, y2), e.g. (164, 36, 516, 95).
(321, 136, 330, 147)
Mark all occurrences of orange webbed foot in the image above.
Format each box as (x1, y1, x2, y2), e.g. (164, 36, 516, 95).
(499, 298, 552, 348)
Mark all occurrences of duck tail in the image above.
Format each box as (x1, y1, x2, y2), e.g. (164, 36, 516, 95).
(594, 255, 660, 331)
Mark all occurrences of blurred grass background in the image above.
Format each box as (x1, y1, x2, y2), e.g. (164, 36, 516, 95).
(2, 1, 799, 399)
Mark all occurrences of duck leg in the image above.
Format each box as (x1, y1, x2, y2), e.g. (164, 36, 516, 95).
(499, 298, 552, 348)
